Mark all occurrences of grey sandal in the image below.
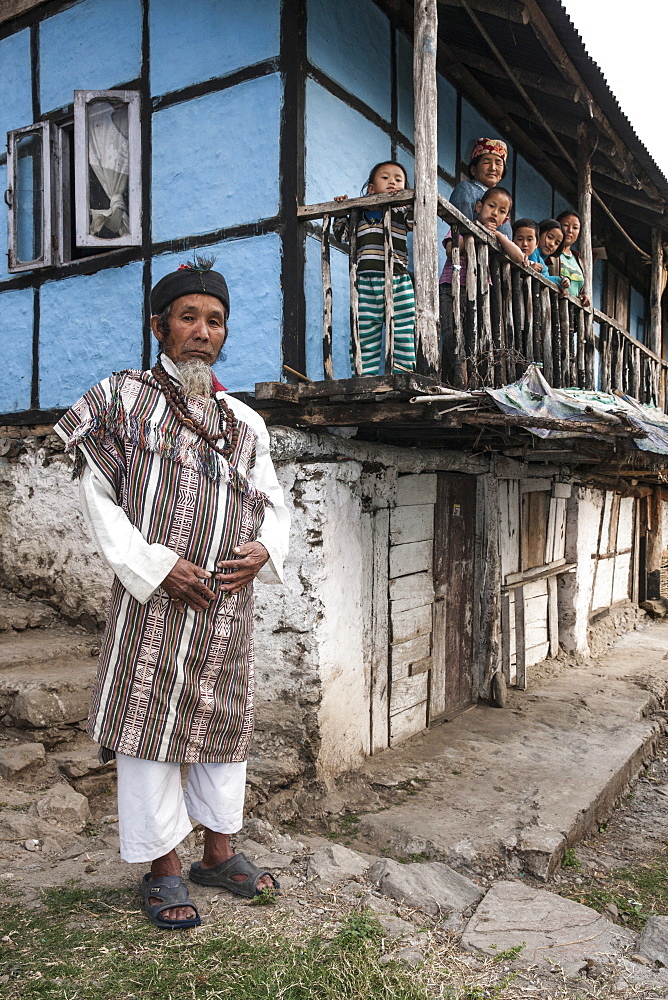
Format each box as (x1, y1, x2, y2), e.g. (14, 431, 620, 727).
(140, 872, 201, 930)
(189, 852, 280, 899)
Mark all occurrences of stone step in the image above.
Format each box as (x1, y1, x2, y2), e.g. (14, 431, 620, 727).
(0, 655, 98, 729)
(0, 591, 57, 632)
(325, 620, 668, 882)
(0, 627, 99, 672)
(0, 629, 99, 729)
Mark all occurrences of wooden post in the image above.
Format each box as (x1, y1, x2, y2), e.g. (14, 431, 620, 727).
(464, 234, 478, 384)
(413, 0, 440, 376)
(523, 275, 534, 363)
(646, 489, 663, 600)
(348, 208, 362, 376)
(559, 297, 570, 384)
(451, 224, 464, 387)
(650, 228, 664, 358)
(321, 215, 333, 379)
(477, 241, 492, 381)
(577, 121, 595, 390)
(383, 204, 396, 373)
(541, 285, 553, 385)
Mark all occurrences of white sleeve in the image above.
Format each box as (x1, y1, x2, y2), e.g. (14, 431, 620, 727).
(80, 465, 179, 605)
(252, 424, 290, 585)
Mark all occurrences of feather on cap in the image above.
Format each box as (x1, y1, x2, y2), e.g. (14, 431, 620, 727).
(150, 253, 230, 315)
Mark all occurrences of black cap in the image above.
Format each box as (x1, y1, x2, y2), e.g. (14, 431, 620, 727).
(150, 255, 230, 316)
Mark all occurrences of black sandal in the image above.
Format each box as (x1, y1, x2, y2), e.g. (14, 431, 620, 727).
(140, 873, 202, 929)
(189, 853, 280, 899)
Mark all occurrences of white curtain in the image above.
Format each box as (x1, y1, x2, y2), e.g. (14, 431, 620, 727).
(87, 100, 130, 237)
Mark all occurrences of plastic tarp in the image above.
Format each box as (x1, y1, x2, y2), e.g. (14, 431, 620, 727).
(485, 365, 668, 455)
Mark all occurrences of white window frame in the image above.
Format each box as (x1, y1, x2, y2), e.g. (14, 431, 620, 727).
(6, 121, 55, 271)
(73, 89, 141, 249)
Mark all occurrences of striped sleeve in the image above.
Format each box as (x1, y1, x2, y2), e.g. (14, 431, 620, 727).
(54, 376, 126, 495)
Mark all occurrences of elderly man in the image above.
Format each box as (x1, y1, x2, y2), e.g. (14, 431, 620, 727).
(54, 257, 289, 929)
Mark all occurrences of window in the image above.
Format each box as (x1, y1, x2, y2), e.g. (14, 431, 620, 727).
(5, 89, 141, 273)
(6, 122, 55, 271)
(74, 90, 141, 248)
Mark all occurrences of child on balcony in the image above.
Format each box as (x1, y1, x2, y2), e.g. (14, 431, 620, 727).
(439, 186, 523, 379)
(513, 218, 566, 287)
(333, 161, 415, 377)
(449, 138, 513, 237)
(556, 209, 590, 307)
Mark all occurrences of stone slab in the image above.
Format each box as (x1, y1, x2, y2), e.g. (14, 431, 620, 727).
(0, 741, 45, 779)
(637, 915, 668, 967)
(352, 621, 668, 878)
(36, 782, 90, 833)
(306, 844, 371, 885)
(461, 881, 635, 977)
(368, 857, 483, 918)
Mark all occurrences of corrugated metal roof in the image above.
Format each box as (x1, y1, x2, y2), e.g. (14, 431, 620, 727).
(539, 0, 668, 195)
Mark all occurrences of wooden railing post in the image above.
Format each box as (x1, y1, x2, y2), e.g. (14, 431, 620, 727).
(577, 122, 595, 390)
(650, 228, 664, 358)
(413, 0, 440, 376)
(450, 224, 465, 387)
(321, 215, 334, 379)
(348, 208, 363, 376)
(383, 204, 396, 373)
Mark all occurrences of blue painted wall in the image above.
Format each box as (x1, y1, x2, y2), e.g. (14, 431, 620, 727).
(553, 192, 572, 219)
(0, 29, 32, 138)
(630, 286, 646, 343)
(39, 0, 142, 114)
(0, 289, 33, 412)
(150, 0, 279, 98)
(305, 235, 351, 381)
(152, 73, 282, 242)
(515, 156, 552, 225)
(305, 79, 391, 205)
(151, 233, 283, 391)
(308, 0, 391, 122)
(592, 258, 604, 312)
(39, 263, 144, 408)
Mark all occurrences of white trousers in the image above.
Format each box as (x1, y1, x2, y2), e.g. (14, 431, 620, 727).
(116, 753, 247, 863)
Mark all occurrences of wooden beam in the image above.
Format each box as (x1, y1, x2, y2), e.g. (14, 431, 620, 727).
(524, 0, 665, 207)
(443, 43, 581, 102)
(413, 0, 440, 376)
(459, 0, 652, 260)
(649, 228, 665, 357)
(437, 0, 529, 24)
(0, 0, 49, 24)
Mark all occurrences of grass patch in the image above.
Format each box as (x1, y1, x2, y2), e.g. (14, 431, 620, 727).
(564, 856, 668, 930)
(0, 889, 444, 1000)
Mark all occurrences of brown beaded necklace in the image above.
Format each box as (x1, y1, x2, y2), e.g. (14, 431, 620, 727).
(151, 357, 239, 461)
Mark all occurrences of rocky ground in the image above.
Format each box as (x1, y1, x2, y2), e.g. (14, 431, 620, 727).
(3, 589, 668, 997)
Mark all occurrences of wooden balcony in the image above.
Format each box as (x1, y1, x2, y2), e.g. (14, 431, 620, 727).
(254, 191, 667, 445)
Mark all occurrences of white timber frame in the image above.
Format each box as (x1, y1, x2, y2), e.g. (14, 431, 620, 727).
(6, 121, 55, 271)
(73, 89, 142, 249)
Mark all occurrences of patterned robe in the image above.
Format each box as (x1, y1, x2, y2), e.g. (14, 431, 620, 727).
(54, 364, 287, 763)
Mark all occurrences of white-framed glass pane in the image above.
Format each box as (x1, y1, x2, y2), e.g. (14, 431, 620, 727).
(87, 97, 130, 239)
(16, 131, 43, 261)
(74, 90, 141, 248)
(6, 121, 53, 271)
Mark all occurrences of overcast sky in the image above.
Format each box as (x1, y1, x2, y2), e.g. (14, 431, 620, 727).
(559, 1, 667, 178)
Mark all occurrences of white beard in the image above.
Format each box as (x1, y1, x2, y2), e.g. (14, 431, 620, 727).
(175, 359, 213, 398)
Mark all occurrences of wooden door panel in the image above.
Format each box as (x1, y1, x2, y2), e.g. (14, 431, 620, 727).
(432, 473, 477, 719)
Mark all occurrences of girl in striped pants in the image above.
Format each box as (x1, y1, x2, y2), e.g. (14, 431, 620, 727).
(334, 161, 416, 376)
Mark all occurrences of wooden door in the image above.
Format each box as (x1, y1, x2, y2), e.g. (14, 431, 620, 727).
(431, 473, 477, 720)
